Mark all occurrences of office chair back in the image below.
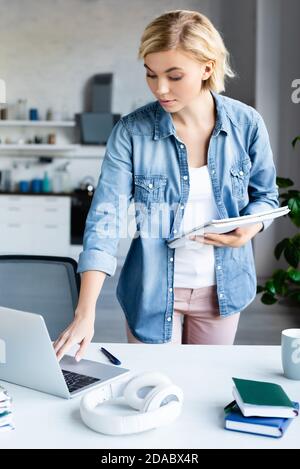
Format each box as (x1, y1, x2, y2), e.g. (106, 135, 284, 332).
(0, 255, 80, 340)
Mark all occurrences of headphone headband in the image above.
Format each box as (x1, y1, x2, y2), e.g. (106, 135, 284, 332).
(80, 371, 183, 435)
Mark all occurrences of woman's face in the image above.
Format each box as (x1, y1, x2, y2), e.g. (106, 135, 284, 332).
(144, 49, 213, 111)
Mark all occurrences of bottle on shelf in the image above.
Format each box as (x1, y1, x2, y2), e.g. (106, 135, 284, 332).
(0, 107, 8, 120)
(47, 133, 56, 144)
(42, 171, 52, 193)
(52, 162, 72, 193)
(45, 108, 53, 121)
(16, 99, 27, 120)
(11, 161, 20, 192)
(52, 168, 63, 193)
(61, 163, 72, 193)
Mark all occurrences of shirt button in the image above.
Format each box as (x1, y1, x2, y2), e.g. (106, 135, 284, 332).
(218, 201, 222, 205)
(183, 175, 188, 180)
(167, 317, 172, 322)
(217, 265, 222, 270)
(180, 205, 184, 210)
(219, 293, 224, 298)
(180, 144, 185, 149)
(173, 229, 177, 234)
(211, 170, 215, 175)
(169, 288, 173, 292)
(148, 183, 153, 189)
(170, 257, 174, 262)
(239, 171, 244, 176)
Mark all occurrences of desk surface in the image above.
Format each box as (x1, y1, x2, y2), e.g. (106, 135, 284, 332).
(1, 344, 300, 449)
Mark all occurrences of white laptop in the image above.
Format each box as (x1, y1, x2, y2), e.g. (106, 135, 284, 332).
(0, 306, 130, 399)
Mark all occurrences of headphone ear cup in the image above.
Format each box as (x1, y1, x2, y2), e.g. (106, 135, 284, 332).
(80, 373, 184, 435)
(142, 384, 184, 412)
(123, 372, 172, 411)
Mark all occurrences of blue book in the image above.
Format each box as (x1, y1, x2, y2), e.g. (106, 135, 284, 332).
(224, 401, 299, 438)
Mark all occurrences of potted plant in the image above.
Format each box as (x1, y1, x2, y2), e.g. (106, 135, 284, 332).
(257, 136, 300, 305)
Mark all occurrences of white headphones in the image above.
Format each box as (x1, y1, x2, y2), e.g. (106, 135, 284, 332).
(80, 371, 184, 435)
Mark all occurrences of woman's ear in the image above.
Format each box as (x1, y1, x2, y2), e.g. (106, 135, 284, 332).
(202, 60, 215, 80)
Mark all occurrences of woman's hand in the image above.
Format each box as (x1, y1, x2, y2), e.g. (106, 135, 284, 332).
(189, 222, 263, 248)
(53, 309, 95, 362)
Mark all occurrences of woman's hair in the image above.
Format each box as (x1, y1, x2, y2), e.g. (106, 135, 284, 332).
(138, 10, 235, 93)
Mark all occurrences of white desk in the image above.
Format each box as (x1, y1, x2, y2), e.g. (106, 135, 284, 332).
(1, 344, 300, 449)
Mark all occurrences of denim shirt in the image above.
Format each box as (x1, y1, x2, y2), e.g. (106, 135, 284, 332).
(78, 90, 279, 343)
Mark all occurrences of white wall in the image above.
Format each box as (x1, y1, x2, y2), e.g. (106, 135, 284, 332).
(254, 0, 300, 275)
(0, 0, 218, 118)
(0, 0, 220, 189)
(252, 0, 282, 275)
(219, 0, 256, 106)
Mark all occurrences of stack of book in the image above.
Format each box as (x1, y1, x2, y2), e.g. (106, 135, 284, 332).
(0, 385, 14, 432)
(224, 378, 299, 438)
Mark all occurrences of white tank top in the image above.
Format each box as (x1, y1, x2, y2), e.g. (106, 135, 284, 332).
(173, 165, 220, 289)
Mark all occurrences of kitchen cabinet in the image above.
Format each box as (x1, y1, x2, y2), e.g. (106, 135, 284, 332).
(0, 195, 70, 255)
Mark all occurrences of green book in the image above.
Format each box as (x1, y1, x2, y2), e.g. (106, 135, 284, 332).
(232, 378, 299, 418)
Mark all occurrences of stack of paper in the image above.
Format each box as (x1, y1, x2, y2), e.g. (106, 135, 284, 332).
(224, 378, 299, 438)
(168, 206, 290, 248)
(0, 385, 14, 432)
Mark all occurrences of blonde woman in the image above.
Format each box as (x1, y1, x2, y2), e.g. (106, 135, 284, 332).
(54, 10, 278, 360)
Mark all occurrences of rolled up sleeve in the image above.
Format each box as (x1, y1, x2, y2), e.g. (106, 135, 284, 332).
(240, 112, 279, 231)
(77, 119, 133, 276)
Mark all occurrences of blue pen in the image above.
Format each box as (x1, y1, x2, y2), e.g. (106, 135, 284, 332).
(100, 347, 122, 366)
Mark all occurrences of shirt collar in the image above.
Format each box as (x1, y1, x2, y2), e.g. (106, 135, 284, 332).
(153, 89, 229, 140)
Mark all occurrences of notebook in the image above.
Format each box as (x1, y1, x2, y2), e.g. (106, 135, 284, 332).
(232, 377, 298, 418)
(224, 400, 299, 438)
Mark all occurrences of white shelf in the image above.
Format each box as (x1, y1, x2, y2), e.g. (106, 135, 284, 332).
(0, 120, 75, 127)
(0, 143, 106, 158)
(0, 144, 79, 152)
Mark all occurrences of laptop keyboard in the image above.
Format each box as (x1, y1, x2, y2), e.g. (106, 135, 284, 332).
(62, 369, 101, 393)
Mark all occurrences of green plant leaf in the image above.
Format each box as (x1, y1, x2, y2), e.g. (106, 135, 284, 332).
(287, 190, 300, 198)
(287, 267, 300, 283)
(261, 292, 277, 305)
(293, 234, 300, 248)
(274, 238, 289, 260)
(284, 240, 300, 268)
(265, 279, 276, 295)
(276, 177, 294, 188)
(272, 269, 288, 294)
(273, 268, 287, 280)
(290, 213, 300, 228)
(288, 198, 300, 218)
(286, 195, 300, 227)
(286, 289, 300, 302)
(292, 136, 300, 148)
(280, 284, 289, 296)
(257, 285, 264, 293)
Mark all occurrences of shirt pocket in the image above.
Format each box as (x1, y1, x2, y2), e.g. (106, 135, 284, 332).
(230, 158, 252, 200)
(134, 175, 167, 213)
